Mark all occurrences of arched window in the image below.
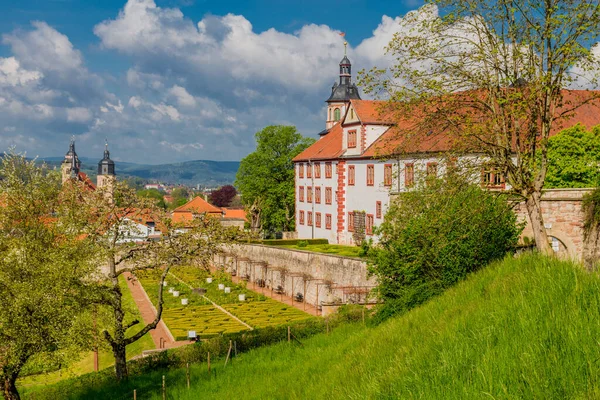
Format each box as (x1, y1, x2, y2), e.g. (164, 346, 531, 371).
(350, 108, 354, 119)
(328, 108, 331, 121)
(334, 108, 341, 121)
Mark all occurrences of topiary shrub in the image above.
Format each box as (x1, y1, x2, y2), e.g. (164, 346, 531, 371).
(368, 175, 522, 322)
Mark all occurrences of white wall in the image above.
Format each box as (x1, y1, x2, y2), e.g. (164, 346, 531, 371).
(295, 161, 338, 243)
(365, 125, 389, 150)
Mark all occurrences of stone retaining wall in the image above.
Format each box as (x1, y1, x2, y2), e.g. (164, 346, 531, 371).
(215, 244, 375, 308)
(514, 188, 592, 260)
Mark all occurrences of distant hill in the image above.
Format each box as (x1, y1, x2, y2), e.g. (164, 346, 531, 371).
(39, 157, 240, 186)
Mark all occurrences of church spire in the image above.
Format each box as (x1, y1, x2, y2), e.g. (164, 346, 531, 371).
(98, 139, 115, 177)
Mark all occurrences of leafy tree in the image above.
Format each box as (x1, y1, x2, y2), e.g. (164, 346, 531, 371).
(209, 185, 237, 207)
(546, 124, 600, 188)
(360, 0, 600, 254)
(236, 125, 315, 233)
(137, 188, 166, 209)
(369, 175, 521, 322)
(0, 153, 96, 400)
(79, 182, 235, 381)
(168, 187, 190, 210)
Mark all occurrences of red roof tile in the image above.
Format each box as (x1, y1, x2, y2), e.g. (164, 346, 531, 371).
(293, 122, 345, 162)
(350, 99, 394, 125)
(222, 208, 247, 221)
(173, 196, 223, 214)
(364, 89, 600, 157)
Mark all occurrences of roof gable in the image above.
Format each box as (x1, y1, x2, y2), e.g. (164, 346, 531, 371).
(173, 196, 222, 214)
(293, 123, 345, 162)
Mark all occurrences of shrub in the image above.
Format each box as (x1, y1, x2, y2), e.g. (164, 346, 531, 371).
(369, 175, 521, 322)
(247, 238, 329, 246)
(297, 240, 308, 248)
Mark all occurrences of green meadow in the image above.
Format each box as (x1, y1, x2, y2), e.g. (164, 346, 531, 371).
(26, 254, 600, 399)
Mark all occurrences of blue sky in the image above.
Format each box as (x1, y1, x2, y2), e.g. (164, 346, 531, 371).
(0, 0, 424, 164)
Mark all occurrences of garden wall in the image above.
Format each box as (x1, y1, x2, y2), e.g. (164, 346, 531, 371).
(514, 188, 592, 260)
(216, 244, 375, 310)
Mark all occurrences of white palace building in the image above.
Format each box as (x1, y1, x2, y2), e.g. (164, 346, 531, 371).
(293, 53, 600, 245)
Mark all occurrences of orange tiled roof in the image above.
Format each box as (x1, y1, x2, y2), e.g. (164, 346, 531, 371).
(173, 196, 223, 214)
(293, 122, 345, 162)
(78, 172, 96, 190)
(363, 89, 600, 157)
(297, 90, 600, 161)
(222, 208, 247, 221)
(350, 99, 394, 125)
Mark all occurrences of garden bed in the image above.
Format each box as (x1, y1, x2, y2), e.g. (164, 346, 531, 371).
(135, 266, 314, 337)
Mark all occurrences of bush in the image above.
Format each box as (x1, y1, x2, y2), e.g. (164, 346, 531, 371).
(247, 238, 329, 246)
(369, 175, 521, 322)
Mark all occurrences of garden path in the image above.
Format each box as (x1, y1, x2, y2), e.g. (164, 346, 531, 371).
(168, 271, 254, 330)
(124, 272, 190, 349)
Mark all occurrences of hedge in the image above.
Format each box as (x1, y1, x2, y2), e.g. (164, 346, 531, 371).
(246, 239, 329, 246)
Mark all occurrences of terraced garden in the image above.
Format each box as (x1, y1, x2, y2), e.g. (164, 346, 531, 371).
(135, 266, 314, 339)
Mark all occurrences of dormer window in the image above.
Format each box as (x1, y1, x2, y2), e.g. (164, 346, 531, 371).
(348, 130, 357, 148)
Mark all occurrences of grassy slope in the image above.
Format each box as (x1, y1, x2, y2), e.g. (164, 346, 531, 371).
(19, 277, 155, 391)
(33, 254, 600, 399)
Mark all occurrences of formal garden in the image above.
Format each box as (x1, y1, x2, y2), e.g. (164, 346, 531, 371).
(136, 266, 313, 340)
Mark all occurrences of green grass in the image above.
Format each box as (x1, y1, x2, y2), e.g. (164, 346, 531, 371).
(279, 244, 364, 258)
(30, 254, 600, 399)
(18, 277, 155, 391)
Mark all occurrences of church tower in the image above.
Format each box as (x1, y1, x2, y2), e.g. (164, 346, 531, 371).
(325, 44, 361, 130)
(97, 140, 116, 193)
(61, 138, 81, 184)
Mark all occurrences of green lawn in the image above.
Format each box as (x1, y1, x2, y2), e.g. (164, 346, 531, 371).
(279, 244, 364, 258)
(30, 254, 600, 399)
(18, 276, 155, 390)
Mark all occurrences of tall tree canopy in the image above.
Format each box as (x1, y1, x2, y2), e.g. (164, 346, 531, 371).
(0, 153, 96, 400)
(546, 124, 600, 188)
(236, 125, 315, 234)
(360, 0, 600, 253)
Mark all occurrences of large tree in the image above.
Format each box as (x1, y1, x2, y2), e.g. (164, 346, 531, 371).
(361, 1, 600, 253)
(236, 125, 315, 234)
(0, 154, 96, 400)
(80, 182, 236, 381)
(546, 124, 600, 188)
(209, 185, 237, 207)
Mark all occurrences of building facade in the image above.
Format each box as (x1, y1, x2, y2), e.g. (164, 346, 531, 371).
(294, 54, 600, 245)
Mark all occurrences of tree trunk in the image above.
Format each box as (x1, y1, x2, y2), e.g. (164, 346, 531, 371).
(1, 373, 20, 400)
(112, 342, 128, 381)
(110, 255, 129, 381)
(583, 223, 600, 272)
(525, 191, 552, 255)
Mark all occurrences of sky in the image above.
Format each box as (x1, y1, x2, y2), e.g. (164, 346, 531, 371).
(0, 0, 429, 164)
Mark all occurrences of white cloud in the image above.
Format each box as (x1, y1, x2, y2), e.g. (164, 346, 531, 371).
(3, 21, 84, 73)
(0, 57, 42, 86)
(128, 96, 142, 108)
(169, 85, 196, 107)
(160, 140, 204, 152)
(66, 107, 92, 122)
(150, 103, 180, 121)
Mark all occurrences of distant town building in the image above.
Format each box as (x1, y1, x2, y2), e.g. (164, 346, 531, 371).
(171, 196, 246, 231)
(144, 183, 164, 191)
